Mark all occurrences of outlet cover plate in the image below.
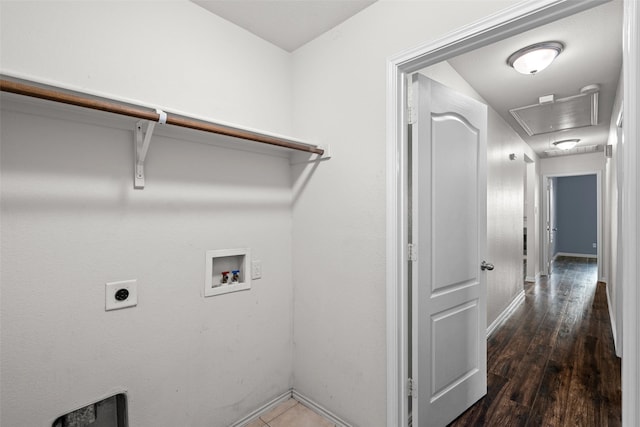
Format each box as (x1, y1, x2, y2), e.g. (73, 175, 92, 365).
(251, 260, 262, 279)
(106, 279, 138, 311)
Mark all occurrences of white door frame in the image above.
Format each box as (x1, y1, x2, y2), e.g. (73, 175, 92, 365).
(544, 176, 555, 276)
(542, 172, 603, 280)
(524, 155, 537, 283)
(621, 1, 639, 425)
(385, 1, 639, 426)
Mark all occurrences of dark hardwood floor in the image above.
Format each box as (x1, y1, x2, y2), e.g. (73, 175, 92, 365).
(449, 256, 621, 426)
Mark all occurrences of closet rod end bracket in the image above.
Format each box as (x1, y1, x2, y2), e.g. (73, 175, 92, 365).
(289, 144, 332, 166)
(319, 144, 331, 160)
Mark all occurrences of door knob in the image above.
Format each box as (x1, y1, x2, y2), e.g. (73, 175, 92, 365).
(480, 261, 494, 271)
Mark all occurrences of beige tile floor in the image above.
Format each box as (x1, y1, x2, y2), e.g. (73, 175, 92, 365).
(245, 398, 336, 427)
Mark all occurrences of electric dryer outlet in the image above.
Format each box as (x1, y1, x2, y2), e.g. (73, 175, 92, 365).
(105, 279, 138, 311)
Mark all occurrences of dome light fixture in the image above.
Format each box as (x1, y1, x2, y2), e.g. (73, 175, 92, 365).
(507, 41, 564, 75)
(553, 138, 580, 150)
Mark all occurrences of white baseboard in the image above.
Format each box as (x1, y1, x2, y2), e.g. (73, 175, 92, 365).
(487, 290, 525, 337)
(230, 390, 292, 427)
(604, 283, 622, 358)
(525, 275, 536, 283)
(555, 252, 597, 258)
(232, 389, 352, 427)
(292, 390, 352, 427)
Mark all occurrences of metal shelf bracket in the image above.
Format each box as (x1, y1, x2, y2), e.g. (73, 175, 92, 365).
(134, 109, 166, 189)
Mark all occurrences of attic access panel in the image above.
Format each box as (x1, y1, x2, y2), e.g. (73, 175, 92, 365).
(509, 91, 598, 136)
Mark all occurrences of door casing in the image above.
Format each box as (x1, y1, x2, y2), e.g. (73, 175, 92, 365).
(542, 172, 603, 280)
(385, 1, 638, 426)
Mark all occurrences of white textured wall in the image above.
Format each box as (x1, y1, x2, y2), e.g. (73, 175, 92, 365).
(0, 0, 293, 135)
(540, 152, 605, 176)
(290, 1, 518, 425)
(522, 143, 541, 282)
(484, 110, 527, 322)
(0, 1, 295, 426)
(1, 105, 294, 427)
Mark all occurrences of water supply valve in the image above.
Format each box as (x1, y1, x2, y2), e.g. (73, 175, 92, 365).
(231, 270, 240, 283)
(221, 271, 230, 284)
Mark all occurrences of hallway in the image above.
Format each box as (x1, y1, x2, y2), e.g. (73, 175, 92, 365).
(449, 257, 621, 426)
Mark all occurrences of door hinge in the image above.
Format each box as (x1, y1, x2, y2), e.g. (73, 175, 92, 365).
(407, 81, 417, 124)
(408, 378, 416, 397)
(408, 106, 417, 125)
(408, 243, 417, 262)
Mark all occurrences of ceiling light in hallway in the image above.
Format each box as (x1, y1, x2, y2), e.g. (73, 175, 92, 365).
(553, 138, 580, 150)
(507, 41, 564, 75)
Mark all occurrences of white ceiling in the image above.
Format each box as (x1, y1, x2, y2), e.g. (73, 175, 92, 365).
(447, 0, 623, 157)
(191, 0, 376, 52)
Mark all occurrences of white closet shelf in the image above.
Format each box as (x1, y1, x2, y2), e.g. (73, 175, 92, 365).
(0, 76, 328, 188)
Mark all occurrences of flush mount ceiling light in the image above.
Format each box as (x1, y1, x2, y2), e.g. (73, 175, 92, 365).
(507, 41, 564, 75)
(553, 138, 580, 150)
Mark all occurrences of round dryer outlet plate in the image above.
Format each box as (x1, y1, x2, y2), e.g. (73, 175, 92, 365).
(105, 279, 138, 311)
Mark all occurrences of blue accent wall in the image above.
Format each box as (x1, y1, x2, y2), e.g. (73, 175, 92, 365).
(555, 174, 597, 255)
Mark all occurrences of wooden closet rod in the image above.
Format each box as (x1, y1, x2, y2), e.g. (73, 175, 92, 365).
(0, 79, 324, 155)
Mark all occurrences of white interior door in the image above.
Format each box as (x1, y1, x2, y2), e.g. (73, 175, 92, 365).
(410, 74, 488, 426)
